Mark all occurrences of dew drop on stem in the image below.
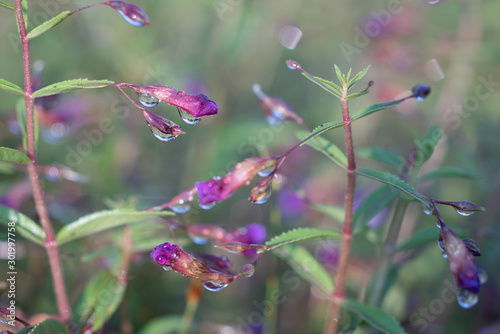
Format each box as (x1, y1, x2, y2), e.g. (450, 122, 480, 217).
(456, 288, 478, 308)
(139, 93, 159, 107)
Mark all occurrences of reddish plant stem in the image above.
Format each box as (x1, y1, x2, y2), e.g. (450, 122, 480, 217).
(325, 87, 356, 334)
(15, 0, 71, 321)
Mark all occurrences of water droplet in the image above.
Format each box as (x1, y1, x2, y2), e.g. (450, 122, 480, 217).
(199, 201, 216, 210)
(139, 93, 159, 107)
(415, 96, 425, 102)
(162, 265, 172, 272)
(423, 205, 433, 216)
(427, 0, 440, 4)
(177, 107, 202, 124)
(286, 59, 301, 70)
(477, 268, 488, 284)
(171, 200, 191, 214)
(258, 164, 275, 177)
(202, 281, 228, 292)
(438, 237, 447, 258)
(191, 235, 208, 245)
(150, 127, 177, 142)
(455, 209, 475, 217)
(240, 263, 255, 278)
(456, 288, 478, 308)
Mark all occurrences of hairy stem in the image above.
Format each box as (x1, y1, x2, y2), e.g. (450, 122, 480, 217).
(15, 0, 71, 321)
(325, 86, 356, 334)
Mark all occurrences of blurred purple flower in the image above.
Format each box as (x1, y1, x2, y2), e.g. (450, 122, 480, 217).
(277, 188, 306, 219)
(252, 84, 303, 126)
(105, 1, 151, 26)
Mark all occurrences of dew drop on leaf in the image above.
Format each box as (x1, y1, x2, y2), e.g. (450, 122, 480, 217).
(177, 107, 201, 124)
(202, 281, 228, 292)
(477, 268, 488, 284)
(139, 93, 159, 107)
(456, 288, 478, 308)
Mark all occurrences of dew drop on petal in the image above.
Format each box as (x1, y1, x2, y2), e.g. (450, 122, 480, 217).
(199, 201, 216, 210)
(162, 265, 172, 272)
(258, 165, 275, 178)
(191, 235, 208, 245)
(455, 209, 475, 217)
(456, 288, 478, 308)
(240, 263, 255, 278)
(286, 59, 301, 70)
(477, 268, 488, 284)
(202, 281, 228, 292)
(150, 128, 177, 142)
(177, 107, 202, 124)
(171, 200, 191, 214)
(139, 93, 159, 107)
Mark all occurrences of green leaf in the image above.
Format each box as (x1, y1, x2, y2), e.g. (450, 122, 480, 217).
(351, 98, 406, 122)
(273, 245, 334, 295)
(0, 147, 30, 164)
(297, 121, 345, 151)
(356, 168, 429, 205)
(57, 209, 173, 245)
(296, 130, 347, 168)
(357, 147, 405, 169)
(312, 203, 344, 222)
(394, 228, 440, 252)
(27, 11, 70, 40)
(22, 318, 71, 334)
(334, 64, 345, 85)
(73, 271, 126, 331)
(32, 79, 114, 98)
(342, 299, 407, 334)
(265, 228, 342, 251)
(0, 205, 45, 246)
(348, 65, 371, 88)
(301, 74, 341, 97)
(21, 0, 27, 28)
(419, 166, 480, 181)
(414, 126, 442, 168)
(353, 186, 397, 230)
(344, 91, 369, 100)
(0, 78, 24, 95)
(137, 316, 184, 334)
(0, 1, 15, 10)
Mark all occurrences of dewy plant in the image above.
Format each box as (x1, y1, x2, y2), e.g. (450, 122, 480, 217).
(0, 1, 486, 333)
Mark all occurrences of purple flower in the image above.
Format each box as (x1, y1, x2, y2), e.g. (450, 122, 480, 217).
(105, 1, 151, 26)
(195, 157, 277, 206)
(142, 109, 185, 141)
(127, 85, 218, 118)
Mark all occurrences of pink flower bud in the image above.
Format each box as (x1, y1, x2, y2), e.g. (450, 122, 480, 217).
(249, 177, 273, 204)
(142, 109, 185, 141)
(105, 1, 151, 26)
(252, 84, 303, 126)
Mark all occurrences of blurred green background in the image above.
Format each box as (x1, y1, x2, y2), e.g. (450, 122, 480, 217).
(1, 0, 500, 333)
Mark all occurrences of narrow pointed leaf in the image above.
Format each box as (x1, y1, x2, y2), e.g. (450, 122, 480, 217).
(296, 130, 347, 168)
(356, 147, 405, 169)
(334, 64, 345, 85)
(348, 65, 371, 88)
(265, 228, 342, 251)
(301, 74, 341, 97)
(351, 98, 406, 122)
(27, 11, 70, 40)
(346, 68, 352, 82)
(312, 203, 345, 222)
(353, 186, 397, 230)
(25, 318, 71, 334)
(137, 316, 184, 334)
(342, 299, 407, 334)
(414, 126, 442, 168)
(419, 166, 480, 181)
(298, 121, 345, 150)
(315, 77, 342, 95)
(394, 228, 440, 252)
(0, 78, 24, 95)
(0, 205, 45, 246)
(0, 1, 15, 10)
(32, 79, 114, 98)
(273, 245, 334, 295)
(356, 169, 428, 205)
(345, 91, 369, 100)
(0, 147, 30, 164)
(56, 209, 173, 245)
(73, 271, 126, 331)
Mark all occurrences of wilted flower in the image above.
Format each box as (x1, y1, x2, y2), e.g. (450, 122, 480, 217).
(411, 84, 431, 101)
(439, 223, 482, 308)
(142, 109, 185, 141)
(126, 84, 218, 118)
(151, 242, 237, 291)
(195, 157, 277, 207)
(105, 1, 151, 26)
(252, 84, 303, 126)
(442, 200, 486, 217)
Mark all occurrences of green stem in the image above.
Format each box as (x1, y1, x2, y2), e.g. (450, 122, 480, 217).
(15, 0, 71, 321)
(325, 86, 356, 334)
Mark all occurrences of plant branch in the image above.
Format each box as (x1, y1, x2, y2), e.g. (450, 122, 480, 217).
(325, 86, 356, 334)
(15, 0, 71, 322)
